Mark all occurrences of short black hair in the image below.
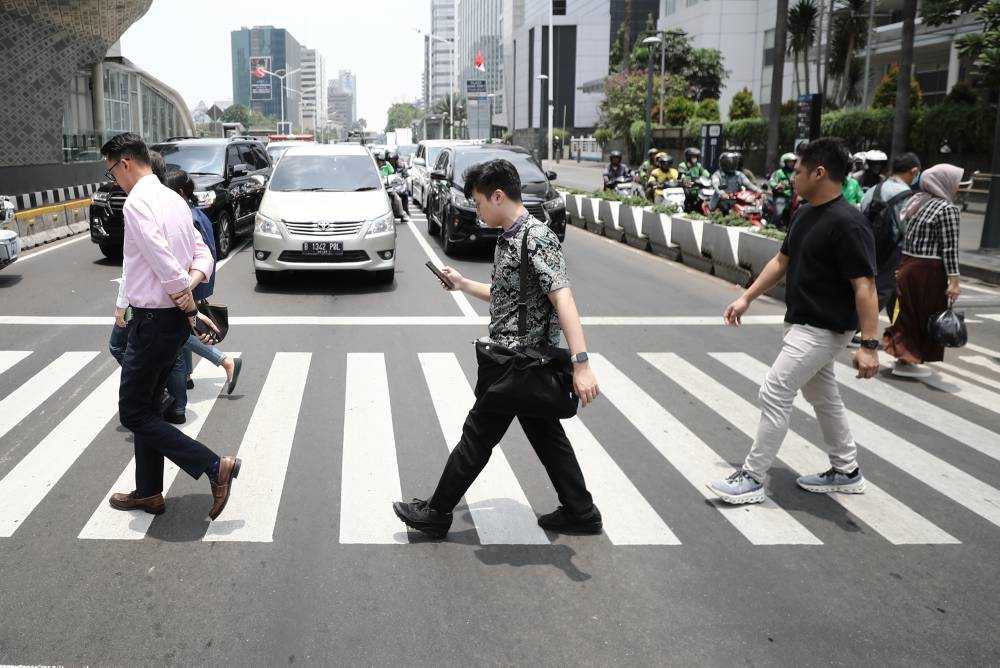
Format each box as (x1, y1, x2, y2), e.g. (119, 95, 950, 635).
(165, 169, 196, 205)
(149, 150, 166, 183)
(463, 158, 522, 202)
(797, 137, 851, 183)
(101, 132, 150, 165)
(892, 152, 921, 174)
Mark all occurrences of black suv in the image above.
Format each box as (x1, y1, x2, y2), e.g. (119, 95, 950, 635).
(89, 137, 272, 259)
(426, 143, 566, 256)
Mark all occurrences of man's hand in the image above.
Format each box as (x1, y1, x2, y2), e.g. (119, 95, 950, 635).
(114, 307, 128, 328)
(724, 296, 750, 326)
(189, 312, 220, 344)
(573, 363, 600, 408)
(946, 276, 961, 304)
(853, 347, 880, 379)
(439, 266, 465, 292)
(170, 288, 195, 314)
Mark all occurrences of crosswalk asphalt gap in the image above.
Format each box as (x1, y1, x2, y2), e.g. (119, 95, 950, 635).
(1, 338, 1000, 549)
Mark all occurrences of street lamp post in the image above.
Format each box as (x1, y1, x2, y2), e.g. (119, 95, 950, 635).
(536, 74, 549, 158)
(642, 36, 661, 159)
(487, 93, 497, 140)
(259, 66, 302, 131)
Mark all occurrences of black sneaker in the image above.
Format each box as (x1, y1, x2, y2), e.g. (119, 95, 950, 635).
(538, 505, 603, 535)
(393, 498, 453, 539)
(163, 411, 186, 425)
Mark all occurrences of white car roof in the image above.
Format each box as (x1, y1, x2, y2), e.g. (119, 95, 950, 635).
(282, 143, 372, 157)
(419, 139, 483, 147)
(267, 140, 315, 149)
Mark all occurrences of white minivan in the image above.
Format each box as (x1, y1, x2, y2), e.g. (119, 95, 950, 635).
(252, 143, 396, 285)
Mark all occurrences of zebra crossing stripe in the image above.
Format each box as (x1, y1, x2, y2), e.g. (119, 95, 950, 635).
(646, 353, 957, 545)
(561, 415, 681, 545)
(418, 353, 549, 545)
(951, 357, 1000, 391)
(0, 351, 98, 445)
(79, 357, 232, 540)
(0, 369, 120, 537)
(830, 361, 1000, 463)
(203, 353, 311, 542)
(589, 354, 822, 545)
(339, 353, 406, 544)
(921, 367, 1000, 415)
(716, 353, 1000, 530)
(0, 351, 31, 376)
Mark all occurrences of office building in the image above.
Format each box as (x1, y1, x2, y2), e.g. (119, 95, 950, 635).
(231, 25, 303, 127)
(301, 48, 327, 132)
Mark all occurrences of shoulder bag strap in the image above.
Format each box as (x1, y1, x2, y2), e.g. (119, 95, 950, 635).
(518, 222, 555, 347)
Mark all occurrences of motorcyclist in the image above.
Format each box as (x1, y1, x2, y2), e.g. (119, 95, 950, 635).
(387, 150, 410, 220)
(638, 148, 659, 183)
(855, 149, 887, 190)
(646, 153, 679, 201)
(678, 147, 707, 179)
(767, 152, 797, 228)
(377, 150, 395, 177)
(603, 149, 632, 190)
(710, 151, 760, 213)
(842, 173, 864, 205)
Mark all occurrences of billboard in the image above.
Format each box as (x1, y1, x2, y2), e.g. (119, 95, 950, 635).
(250, 56, 272, 101)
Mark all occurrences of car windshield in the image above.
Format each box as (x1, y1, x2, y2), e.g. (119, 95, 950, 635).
(267, 146, 288, 163)
(268, 154, 382, 192)
(426, 146, 444, 166)
(454, 150, 547, 184)
(153, 144, 225, 176)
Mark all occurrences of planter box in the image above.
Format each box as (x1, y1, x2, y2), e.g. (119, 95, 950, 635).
(702, 223, 752, 286)
(671, 215, 712, 273)
(565, 193, 583, 227)
(738, 230, 786, 300)
(621, 205, 650, 250)
(583, 197, 604, 235)
(598, 200, 625, 242)
(643, 210, 680, 260)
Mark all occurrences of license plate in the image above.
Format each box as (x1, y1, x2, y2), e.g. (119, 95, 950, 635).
(302, 241, 343, 255)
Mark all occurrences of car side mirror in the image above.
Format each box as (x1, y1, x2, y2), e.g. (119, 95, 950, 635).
(412, 157, 426, 167)
(430, 170, 447, 181)
(546, 170, 557, 180)
(230, 163, 250, 177)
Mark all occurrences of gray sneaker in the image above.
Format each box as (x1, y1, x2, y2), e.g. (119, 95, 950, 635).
(707, 470, 765, 505)
(797, 467, 866, 494)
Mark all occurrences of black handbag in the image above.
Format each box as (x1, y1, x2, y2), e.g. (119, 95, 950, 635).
(474, 226, 578, 419)
(197, 300, 229, 344)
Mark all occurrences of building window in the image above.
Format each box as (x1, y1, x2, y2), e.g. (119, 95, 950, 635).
(104, 68, 132, 135)
(664, 0, 677, 15)
(686, 0, 698, 6)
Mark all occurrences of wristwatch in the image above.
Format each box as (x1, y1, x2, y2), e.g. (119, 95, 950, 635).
(859, 338, 880, 350)
(571, 352, 589, 364)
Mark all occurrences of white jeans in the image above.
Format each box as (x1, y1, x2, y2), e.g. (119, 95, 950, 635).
(743, 324, 859, 480)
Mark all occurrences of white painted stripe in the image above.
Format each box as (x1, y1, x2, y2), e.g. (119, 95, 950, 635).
(78, 357, 232, 540)
(404, 217, 481, 318)
(0, 369, 120, 537)
(958, 355, 1000, 385)
(932, 359, 1000, 393)
(561, 415, 680, 545)
(716, 353, 1000, 530)
(0, 351, 31, 376)
(921, 369, 1000, 417)
(966, 342, 1000, 358)
(12, 234, 89, 263)
(831, 361, 1000, 462)
(214, 239, 251, 271)
(962, 283, 1000, 295)
(203, 352, 310, 542)
(418, 353, 549, 544)
(339, 353, 406, 544)
(981, 314, 1000, 323)
(580, 316, 786, 325)
(647, 353, 956, 544)
(0, 351, 98, 444)
(589, 353, 821, 545)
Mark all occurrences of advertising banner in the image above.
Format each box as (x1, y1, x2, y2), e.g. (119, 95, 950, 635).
(250, 56, 272, 101)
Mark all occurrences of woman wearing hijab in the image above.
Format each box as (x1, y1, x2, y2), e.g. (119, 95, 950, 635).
(882, 163, 963, 377)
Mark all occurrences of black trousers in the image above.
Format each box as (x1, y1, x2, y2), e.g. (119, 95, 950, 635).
(428, 355, 595, 516)
(119, 307, 217, 497)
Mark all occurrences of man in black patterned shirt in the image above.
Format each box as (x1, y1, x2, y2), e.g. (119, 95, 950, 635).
(393, 159, 602, 539)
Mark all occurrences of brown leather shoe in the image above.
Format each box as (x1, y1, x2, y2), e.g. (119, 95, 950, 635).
(109, 490, 165, 515)
(208, 456, 242, 520)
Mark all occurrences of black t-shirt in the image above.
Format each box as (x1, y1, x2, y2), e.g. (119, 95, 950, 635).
(779, 195, 876, 332)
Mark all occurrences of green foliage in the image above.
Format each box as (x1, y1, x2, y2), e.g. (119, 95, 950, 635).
(594, 127, 613, 147)
(664, 97, 698, 126)
(872, 64, 923, 109)
(821, 107, 894, 149)
(755, 226, 788, 241)
(787, 0, 819, 93)
(709, 211, 750, 227)
(946, 80, 980, 104)
(629, 119, 647, 150)
(651, 202, 679, 214)
(622, 195, 653, 207)
(697, 98, 721, 121)
(221, 104, 251, 126)
(500, 130, 514, 144)
(609, 22, 628, 73)
(914, 101, 995, 155)
(385, 103, 422, 133)
(779, 99, 798, 115)
(924, 0, 1000, 90)
(725, 117, 767, 150)
(729, 88, 760, 120)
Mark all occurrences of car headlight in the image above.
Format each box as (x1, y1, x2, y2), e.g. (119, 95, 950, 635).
(255, 212, 282, 238)
(366, 212, 394, 236)
(542, 195, 565, 212)
(194, 190, 216, 208)
(450, 190, 476, 210)
(91, 191, 110, 203)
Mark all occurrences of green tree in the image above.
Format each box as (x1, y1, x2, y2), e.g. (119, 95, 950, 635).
(385, 102, 422, 133)
(663, 97, 698, 126)
(827, 0, 868, 105)
(697, 98, 721, 120)
(221, 104, 252, 126)
(923, 0, 1000, 91)
(729, 87, 760, 120)
(598, 70, 685, 160)
(787, 0, 819, 95)
(609, 21, 628, 73)
(872, 63, 922, 109)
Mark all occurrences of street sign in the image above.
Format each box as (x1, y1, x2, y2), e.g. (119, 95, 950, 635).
(206, 104, 225, 122)
(700, 123, 725, 173)
(466, 80, 491, 140)
(796, 93, 822, 143)
(466, 79, 487, 95)
(250, 56, 272, 101)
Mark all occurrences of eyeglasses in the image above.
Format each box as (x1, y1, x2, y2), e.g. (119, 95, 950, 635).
(104, 159, 122, 183)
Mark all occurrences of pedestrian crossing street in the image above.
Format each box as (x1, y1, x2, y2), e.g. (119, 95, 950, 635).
(1, 344, 999, 547)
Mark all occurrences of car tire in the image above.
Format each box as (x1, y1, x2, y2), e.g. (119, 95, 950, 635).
(374, 268, 395, 284)
(442, 221, 456, 257)
(255, 269, 280, 286)
(427, 208, 440, 236)
(99, 243, 123, 260)
(215, 210, 235, 259)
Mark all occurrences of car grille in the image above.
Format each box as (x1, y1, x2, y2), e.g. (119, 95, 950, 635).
(283, 220, 364, 237)
(278, 250, 370, 263)
(526, 203, 549, 222)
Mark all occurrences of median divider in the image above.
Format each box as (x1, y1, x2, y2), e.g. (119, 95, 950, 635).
(597, 200, 624, 242)
(13, 198, 91, 250)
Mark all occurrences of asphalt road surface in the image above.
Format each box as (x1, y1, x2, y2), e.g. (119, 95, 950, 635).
(2, 209, 1000, 665)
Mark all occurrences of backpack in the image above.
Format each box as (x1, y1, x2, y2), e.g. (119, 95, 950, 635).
(865, 181, 914, 266)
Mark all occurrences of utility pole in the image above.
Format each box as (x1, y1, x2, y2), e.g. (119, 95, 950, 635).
(861, 0, 877, 105)
(548, 0, 554, 161)
(766, 0, 790, 170)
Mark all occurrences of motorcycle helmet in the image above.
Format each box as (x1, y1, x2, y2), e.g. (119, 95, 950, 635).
(719, 152, 739, 174)
(609, 149, 623, 163)
(658, 153, 674, 168)
(388, 150, 399, 161)
(780, 152, 797, 170)
(684, 147, 701, 163)
(647, 148, 658, 162)
(865, 149, 888, 171)
(851, 151, 867, 172)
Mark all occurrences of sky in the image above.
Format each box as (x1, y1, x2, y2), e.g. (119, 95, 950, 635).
(119, 0, 431, 131)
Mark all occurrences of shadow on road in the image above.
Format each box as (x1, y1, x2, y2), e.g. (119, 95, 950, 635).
(474, 544, 592, 582)
(0, 274, 23, 287)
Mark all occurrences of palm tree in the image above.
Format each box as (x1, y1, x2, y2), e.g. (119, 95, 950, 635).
(766, 0, 790, 171)
(829, 0, 868, 105)
(788, 0, 819, 94)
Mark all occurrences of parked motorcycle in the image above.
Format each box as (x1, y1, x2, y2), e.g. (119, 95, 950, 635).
(685, 175, 714, 214)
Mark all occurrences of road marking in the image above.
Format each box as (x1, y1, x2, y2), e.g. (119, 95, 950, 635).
(958, 356, 1000, 385)
(0, 368, 120, 537)
(965, 342, 1000, 358)
(418, 353, 549, 544)
(0, 351, 31, 376)
(647, 353, 956, 544)
(79, 357, 231, 540)
(716, 353, 1000, 530)
(589, 353, 821, 545)
(0, 315, 786, 326)
(830, 361, 1000, 463)
(203, 352, 310, 542)
(963, 283, 1000, 295)
(11, 233, 89, 264)
(981, 314, 1000, 323)
(215, 239, 251, 271)
(339, 353, 406, 544)
(0, 351, 98, 444)
(562, 415, 680, 545)
(925, 363, 1000, 402)
(404, 215, 479, 318)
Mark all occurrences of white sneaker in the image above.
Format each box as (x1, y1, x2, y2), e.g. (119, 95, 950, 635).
(892, 361, 932, 378)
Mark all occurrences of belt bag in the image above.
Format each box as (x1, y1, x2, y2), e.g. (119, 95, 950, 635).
(197, 300, 229, 343)
(474, 227, 578, 419)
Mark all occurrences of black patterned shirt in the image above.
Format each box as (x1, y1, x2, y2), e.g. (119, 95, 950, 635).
(488, 211, 570, 348)
(902, 197, 962, 276)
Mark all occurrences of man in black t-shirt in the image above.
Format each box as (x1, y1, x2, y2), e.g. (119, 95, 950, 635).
(709, 138, 881, 505)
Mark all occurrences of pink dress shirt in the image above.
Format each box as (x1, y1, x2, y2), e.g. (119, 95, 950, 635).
(122, 174, 214, 309)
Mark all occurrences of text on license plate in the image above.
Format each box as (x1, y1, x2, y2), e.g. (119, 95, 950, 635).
(302, 241, 343, 255)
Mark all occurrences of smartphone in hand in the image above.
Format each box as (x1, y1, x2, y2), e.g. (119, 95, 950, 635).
(425, 261, 455, 290)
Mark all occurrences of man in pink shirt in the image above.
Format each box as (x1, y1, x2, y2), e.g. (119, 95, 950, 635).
(101, 133, 240, 521)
